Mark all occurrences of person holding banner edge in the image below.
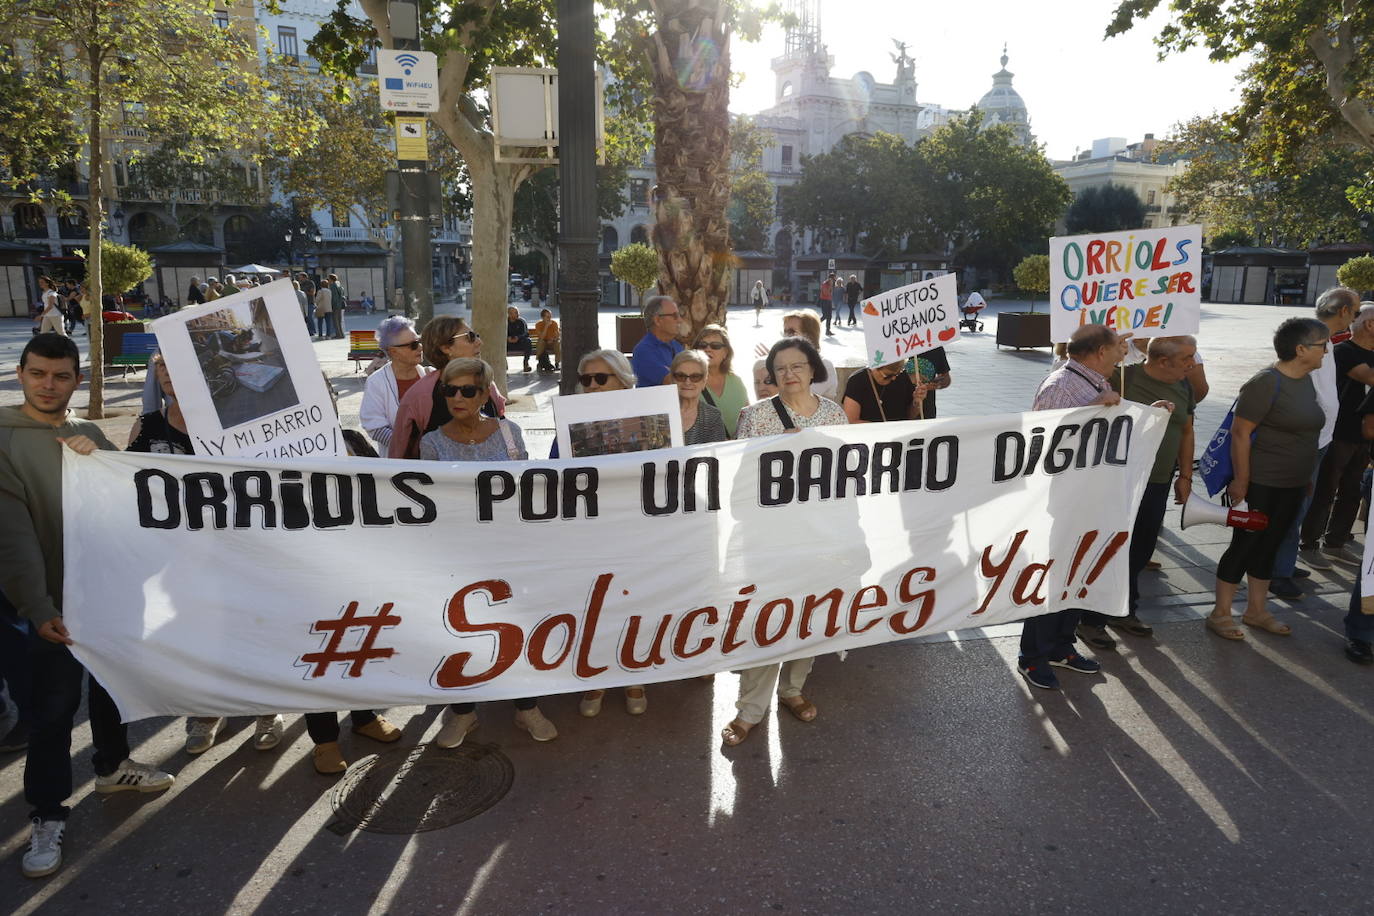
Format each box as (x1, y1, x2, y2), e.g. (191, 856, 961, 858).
(2, 334, 174, 879)
(420, 358, 559, 744)
(1017, 324, 1125, 689)
(1076, 336, 1196, 650)
(1208, 317, 1329, 640)
(725, 336, 848, 743)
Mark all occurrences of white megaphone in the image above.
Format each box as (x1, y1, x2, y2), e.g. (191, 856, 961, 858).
(1180, 493, 1269, 531)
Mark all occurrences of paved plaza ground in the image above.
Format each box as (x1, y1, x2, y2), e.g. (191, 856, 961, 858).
(0, 296, 1370, 913)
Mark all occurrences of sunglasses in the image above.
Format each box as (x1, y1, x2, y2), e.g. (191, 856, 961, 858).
(389, 340, 421, 351)
(696, 340, 727, 350)
(442, 384, 485, 399)
(673, 372, 705, 383)
(449, 330, 480, 343)
(579, 372, 614, 387)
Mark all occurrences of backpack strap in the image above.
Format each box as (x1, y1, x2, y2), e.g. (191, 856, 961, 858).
(498, 419, 519, 459)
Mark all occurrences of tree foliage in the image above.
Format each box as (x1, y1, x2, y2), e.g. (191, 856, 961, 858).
(89, 240, 153, 297)
(727, 115, 774, 252)
(1165, 114, 1370, 247)
(610, 242, 660, 305)
(1107, 0, 1374, 209)
(0, 0, 297, 417)
(780, 132, 917, 255)
(1064, 183, 1147, 234)
(1338, 255, 1374, 291)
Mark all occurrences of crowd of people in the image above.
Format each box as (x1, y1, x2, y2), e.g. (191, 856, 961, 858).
(3, 284, 1372, 880)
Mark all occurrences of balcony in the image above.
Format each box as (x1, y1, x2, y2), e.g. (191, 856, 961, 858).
(118, 186, 257, 206)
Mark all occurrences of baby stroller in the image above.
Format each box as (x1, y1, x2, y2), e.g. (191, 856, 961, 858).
(959, 296, 985, 333)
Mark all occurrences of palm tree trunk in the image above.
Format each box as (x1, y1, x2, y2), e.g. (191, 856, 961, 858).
(647, 1, 733, 341)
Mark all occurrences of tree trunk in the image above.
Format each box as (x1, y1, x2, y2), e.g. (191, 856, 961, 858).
(648, 2, 733, 341)
(86, 52, 105, 420)
(467, 156, 520, 395)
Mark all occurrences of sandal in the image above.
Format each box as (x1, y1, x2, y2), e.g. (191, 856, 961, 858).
(721, 719, 754, 746)
(1205, 615, 1246, 641)
(1241, 612, 1292, 636)
(780, 695, 818, 723)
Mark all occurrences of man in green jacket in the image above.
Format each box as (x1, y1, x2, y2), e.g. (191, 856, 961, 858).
(1, 333, 173, 879)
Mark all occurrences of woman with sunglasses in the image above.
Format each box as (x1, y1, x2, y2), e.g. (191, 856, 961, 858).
(388, 316, 505, 459)
(693, 324, 747, 437)
(841, 359, 928, 424)
(360, 316, 432, 452)
(672, 350, 728, 445)
(725, 337, 847, 746)
(560, 349, 651, 717)
(419, 357, 559, 744)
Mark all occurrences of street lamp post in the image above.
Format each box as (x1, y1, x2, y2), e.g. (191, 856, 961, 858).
(314, 232, 324, 278)
(556, 0, 600, 394)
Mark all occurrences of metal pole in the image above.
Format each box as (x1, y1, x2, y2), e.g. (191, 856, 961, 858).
(391, 0, 434, 326)
(556, 0, 599, 393)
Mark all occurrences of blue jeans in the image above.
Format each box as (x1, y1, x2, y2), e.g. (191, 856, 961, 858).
(1271, 444, 1327, 578)
(25, 636, 130, 820)
(1018, 609, 1082, 668)
(318, 312, 337, 338)
(303, 307, 318, 337)
(1347, 583, 1374, 644)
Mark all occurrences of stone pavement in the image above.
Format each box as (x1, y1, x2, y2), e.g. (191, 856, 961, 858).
(1, 298, 1370, 913)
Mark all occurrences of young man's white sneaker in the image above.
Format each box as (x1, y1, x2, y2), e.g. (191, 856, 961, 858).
(184, 716, 223, 755)
(21, 818, 64, 878)
(253, 714, 285, 751)
(93, 758, 174, 794)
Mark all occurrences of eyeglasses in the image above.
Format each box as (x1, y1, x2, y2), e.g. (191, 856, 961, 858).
(673, 371, 705, 383)
(1300, 341, 1329, 351)
(696, 340, 727, 350)
(657, 311, 681, 320)
(774, 362, 811, 377)
(449, 331, 480, 344)
(389, 340, 421, 351)
(579, 372, 614, 387)
(442, 384, 484, 399)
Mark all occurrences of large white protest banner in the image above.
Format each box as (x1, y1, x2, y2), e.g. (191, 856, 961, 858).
(64, 404, 1166, 722)
(151, 279, 343, 459)
(1048, 224, 1203, 342)
(859, 273, 959, 369)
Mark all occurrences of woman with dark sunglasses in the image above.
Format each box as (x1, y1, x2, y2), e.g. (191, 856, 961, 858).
(360, 316, 432, 452)
(388, 316, 506, 459)
(693, 324, 747, 437)
(418, 357, 559, 745)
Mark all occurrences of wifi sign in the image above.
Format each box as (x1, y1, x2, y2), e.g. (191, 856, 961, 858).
(395, 53, 419, 75)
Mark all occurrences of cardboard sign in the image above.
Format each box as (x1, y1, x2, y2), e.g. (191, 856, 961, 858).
(860, 273, 959, 368)
(151, 279, 343, 459)
(1049, 225, 1202, 340)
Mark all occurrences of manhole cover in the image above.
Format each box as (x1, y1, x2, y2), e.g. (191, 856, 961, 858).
(329, 741, 514, 835)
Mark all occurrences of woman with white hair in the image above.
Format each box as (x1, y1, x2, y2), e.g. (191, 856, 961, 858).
(672, 349, 728, 445)
(552, 349, 650, 717)
(360, 316, 431, 451)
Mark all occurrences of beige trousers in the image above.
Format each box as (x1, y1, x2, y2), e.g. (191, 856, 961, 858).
(734, 657, 815, 724)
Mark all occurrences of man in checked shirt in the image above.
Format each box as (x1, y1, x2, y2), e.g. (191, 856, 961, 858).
(1018, 324, 1130, 690)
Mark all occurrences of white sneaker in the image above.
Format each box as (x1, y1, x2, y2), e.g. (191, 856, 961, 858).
(514, 707, 558, 742)
(21, 818, 64, 878)
(252, 714, 285, 751)
(94, 758, 174, 795)
(434, 709, 478, 748)
(184, 717, 223, 755)
(1298, 547, 1333, 570)
(1321, 544, 1361, 566)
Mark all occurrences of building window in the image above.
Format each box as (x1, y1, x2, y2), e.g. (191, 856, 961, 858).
(781, 145, 793, 170)
(213, 9, 229, 29)
(361, 42, 377, 74)
(1147, 189, 1156, 205)
(629, 178, 650, 211)
(278, 27, 298, 62)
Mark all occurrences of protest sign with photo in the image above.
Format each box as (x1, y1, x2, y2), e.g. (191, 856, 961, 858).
(553, 385, 684, 459)
(859, 273, 959, 369)
(1049, 224, 1203, 341)
(151, 279, 343, 459)
(62, 403, 1166, 721)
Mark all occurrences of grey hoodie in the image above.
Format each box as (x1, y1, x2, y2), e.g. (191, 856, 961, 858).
(0, 405, 114, 627)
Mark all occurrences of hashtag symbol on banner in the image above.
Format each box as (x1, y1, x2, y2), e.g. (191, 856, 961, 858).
(299, 602, 402, 678)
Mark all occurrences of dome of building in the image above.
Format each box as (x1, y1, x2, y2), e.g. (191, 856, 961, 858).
(975, 46, 1030, 143)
